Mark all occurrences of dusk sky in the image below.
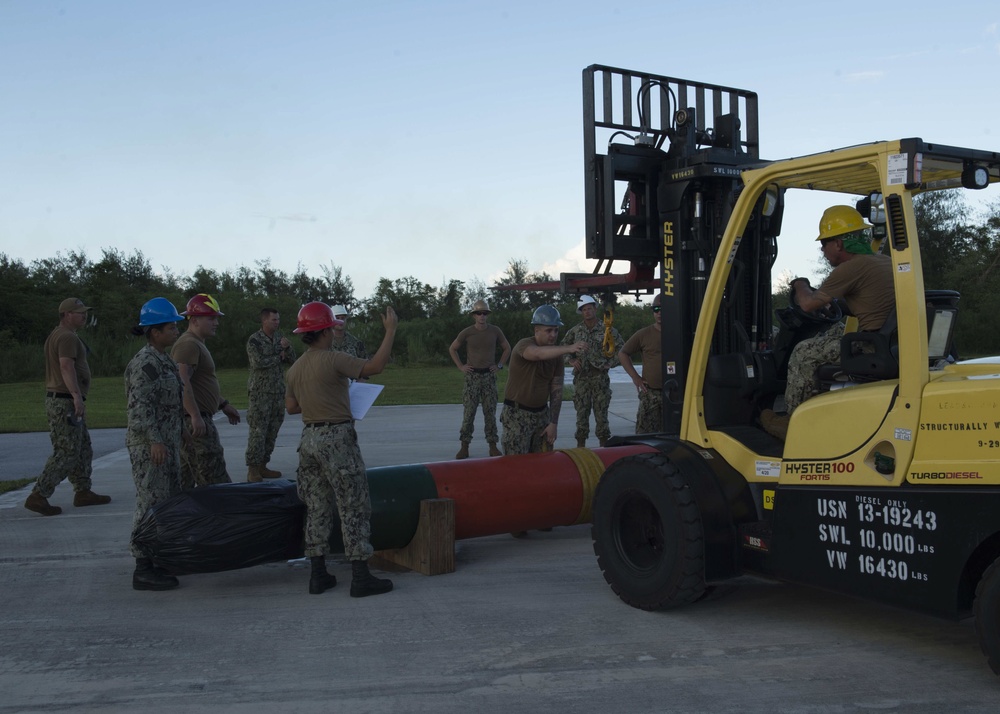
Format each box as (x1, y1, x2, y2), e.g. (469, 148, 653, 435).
(2, 1, 998, 301)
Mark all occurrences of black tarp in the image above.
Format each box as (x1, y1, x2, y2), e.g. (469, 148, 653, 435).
(131, 479, 306, 575)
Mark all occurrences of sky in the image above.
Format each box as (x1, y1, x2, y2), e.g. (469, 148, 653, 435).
(2, 1, 999, 304)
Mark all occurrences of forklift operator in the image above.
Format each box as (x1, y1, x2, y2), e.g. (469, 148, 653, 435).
(762, 206, 894, 440)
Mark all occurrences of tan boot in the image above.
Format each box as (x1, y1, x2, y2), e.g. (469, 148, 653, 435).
(576, 438, 587, 449)
(260, 465, 282, 479)
(247, 465, 263, 483)
(73, 490, 111, 507)
(761, 409, 790, 441)
(488, 443, 502, 457)
(25, 491, 61, 516)
(455, 443, 470, 460)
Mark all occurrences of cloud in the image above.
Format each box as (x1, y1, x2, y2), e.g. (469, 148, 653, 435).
(542, 240, 592, 277)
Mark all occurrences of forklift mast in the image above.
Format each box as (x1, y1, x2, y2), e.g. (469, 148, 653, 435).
(582, 64, 781, 433)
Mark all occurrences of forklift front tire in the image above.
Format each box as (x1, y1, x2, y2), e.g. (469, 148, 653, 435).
(591, 454, 706, 610)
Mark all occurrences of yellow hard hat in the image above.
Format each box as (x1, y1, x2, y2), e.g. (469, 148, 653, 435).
(816, 205, 870, 241)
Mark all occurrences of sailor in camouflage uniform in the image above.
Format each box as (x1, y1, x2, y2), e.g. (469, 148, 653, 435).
(328, 305, 369, 359)
(245, 307, 296, 482)
(761, 206, 893, 441)
(619, 293, 664, 434)
(25, 297, 111, 517)
(125, 298, 187, 591)
(561, 295, 623, 447)
(448, 299, 511, 459)
(285, 302, 398, 598)
(501, 305, 587, 456)
(173, 294, 242, 488)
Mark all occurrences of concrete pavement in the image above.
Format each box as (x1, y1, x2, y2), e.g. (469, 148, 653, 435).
(2, 380, 1000, 713)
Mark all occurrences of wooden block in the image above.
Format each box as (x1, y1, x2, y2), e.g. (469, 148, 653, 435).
(373, 498, 455, 576)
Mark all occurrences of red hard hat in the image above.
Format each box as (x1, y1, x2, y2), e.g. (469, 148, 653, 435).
(293, 302, 345, 334)
(182, 293, 224, 317)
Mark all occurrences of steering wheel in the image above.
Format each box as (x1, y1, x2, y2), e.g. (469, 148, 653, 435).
(789, 282, 843, 325)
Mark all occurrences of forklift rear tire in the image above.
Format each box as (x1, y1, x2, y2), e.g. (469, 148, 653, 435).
(974, 556, 1000, 675)
(591, 453, 705, 610)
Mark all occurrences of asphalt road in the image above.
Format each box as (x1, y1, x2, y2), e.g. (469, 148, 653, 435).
(2, 383, 1000, 713)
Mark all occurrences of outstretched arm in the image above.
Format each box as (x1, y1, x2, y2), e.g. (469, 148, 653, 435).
(359, 307, 399, 378)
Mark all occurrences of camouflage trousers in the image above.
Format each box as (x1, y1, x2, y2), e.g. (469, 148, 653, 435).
(459, 371, 499, 444)
(296, 423, 374, 561)
(635, 388, 663, 434)
(128, 442, 182, 558)
(500, 404, 550, 455)
(785, 323, 845, 413)
(35, 396, 93, 498)
(245, 391, 285, 466)
(180, 415, 231, 489)
(572, 372, 612, 442)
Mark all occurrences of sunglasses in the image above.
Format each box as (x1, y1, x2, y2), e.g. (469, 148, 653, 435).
(472, 311, 490, 316)
(652, 306, 661, 313)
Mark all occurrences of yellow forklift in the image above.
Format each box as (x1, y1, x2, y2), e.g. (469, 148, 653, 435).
(576, 66, 1000, 673)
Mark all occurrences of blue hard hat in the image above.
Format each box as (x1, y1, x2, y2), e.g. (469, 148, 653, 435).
(139, 297, 185, 326)
(530, 304, 564, 327)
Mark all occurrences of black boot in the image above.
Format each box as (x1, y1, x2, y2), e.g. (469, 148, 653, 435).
(309, 555, 337, 594)
(350, 560, 393, 598)
(133, 558, 179, 591)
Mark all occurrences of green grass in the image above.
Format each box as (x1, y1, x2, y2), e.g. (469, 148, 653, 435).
(0, 477, 34, 496)
(0, 365, 568, 491)
(0, 365, 521, 433)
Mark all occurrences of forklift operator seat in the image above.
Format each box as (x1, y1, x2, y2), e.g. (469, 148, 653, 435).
(818, 290, 959, 386)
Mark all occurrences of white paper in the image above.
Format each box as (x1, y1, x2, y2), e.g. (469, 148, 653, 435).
(349, 381, 384, 420)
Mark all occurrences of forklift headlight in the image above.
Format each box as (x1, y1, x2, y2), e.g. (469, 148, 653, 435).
(961, 162, 990, 190)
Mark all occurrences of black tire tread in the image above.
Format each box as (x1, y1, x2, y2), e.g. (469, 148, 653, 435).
(592, 453, 706, 611)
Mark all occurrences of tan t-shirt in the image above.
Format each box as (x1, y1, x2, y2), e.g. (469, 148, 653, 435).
(621, 324, 663, 389)
(820, 253, 894, 331)
(285, 349, 367, 423)
(453, 324, 507, 369)
(43, 326, 91, 396)
(504, 337, 561, 409)
(171, 331, 221, 415)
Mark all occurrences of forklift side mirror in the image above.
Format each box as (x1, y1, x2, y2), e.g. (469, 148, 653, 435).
(762, 186, 780, 217)
(856, 192, 885, 224)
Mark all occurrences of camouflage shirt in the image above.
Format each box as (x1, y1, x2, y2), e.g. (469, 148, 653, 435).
(329, 331, 369, 360)
(124, 345, 185, 448)
(562, 320, 623, 375)
(247, 329, 296, 395)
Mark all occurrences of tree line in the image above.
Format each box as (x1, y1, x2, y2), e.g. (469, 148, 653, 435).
(907, 191, 1000, 357)
(2, 190, 997, 384)
(0, 253, 653, 384)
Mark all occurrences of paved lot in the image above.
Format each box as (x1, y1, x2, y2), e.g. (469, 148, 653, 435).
(2, 381, 1000, 713)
